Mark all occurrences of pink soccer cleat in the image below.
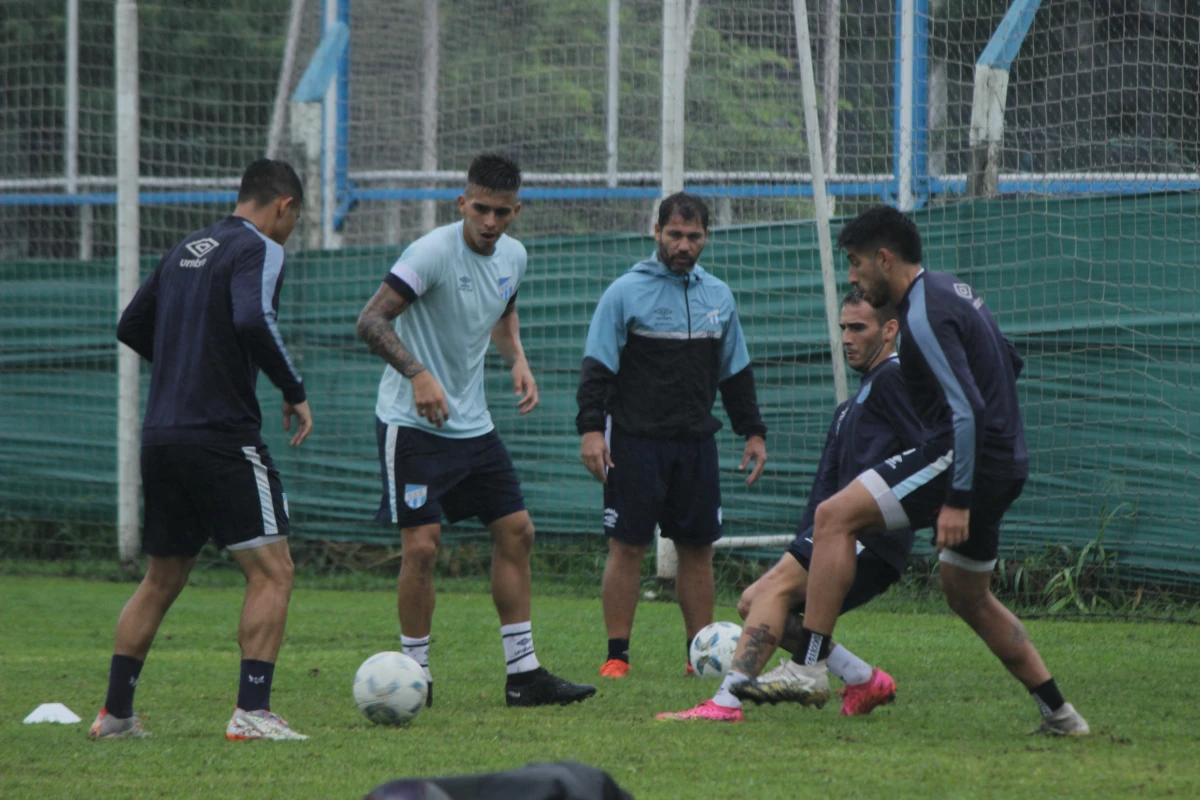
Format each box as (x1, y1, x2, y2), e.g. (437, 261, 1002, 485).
(838, 667, 896, 717)
(656, 699, 743, 723)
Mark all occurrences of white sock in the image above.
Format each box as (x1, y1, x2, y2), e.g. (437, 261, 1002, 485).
(401, 635, 430, 676)
(712, 670, 748, 709)
(827, 643, 873, 686)
(500, 622, 540, 675)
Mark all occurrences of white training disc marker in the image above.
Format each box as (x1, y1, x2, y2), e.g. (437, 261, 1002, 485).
(23, 703, 82, 724)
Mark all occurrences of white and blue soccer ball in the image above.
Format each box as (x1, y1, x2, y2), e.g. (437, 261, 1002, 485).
(689, 621, 742, 679)
(353, 651, 428, 725)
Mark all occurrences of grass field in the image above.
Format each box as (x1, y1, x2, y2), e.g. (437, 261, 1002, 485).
(2, 575, 1199, 799)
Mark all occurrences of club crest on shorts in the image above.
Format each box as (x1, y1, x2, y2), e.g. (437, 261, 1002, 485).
(404, 484, 428, 509)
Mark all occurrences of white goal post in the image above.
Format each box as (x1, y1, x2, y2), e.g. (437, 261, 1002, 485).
(656, 0, 838, 580)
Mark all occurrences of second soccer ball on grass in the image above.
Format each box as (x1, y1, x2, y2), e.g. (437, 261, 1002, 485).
(689, 622, 742, 679)
(353, 651, 429, 726)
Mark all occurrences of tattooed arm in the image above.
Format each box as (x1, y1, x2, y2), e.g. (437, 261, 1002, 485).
(356, 282, 426, 378)
(356, 282, 450, 427)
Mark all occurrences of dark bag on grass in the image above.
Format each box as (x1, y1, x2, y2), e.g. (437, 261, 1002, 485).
(366, 760, 633, 800)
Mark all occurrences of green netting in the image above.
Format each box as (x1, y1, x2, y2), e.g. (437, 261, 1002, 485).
(2, 192, 1197, 585)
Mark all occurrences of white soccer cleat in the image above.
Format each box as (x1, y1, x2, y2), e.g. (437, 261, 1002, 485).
(225, 708, 308, 741)
(731, 658, 831, 708)
(1031, 702, 1090, 736)
(88, 708, 150, 739)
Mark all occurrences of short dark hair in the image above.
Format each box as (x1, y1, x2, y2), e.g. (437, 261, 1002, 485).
(836, 205, 922, 264)
(841, 288, 898, 325)
(467, 152, 522, 193)
(657, 192, 710, 230)
(237, 159, 304, 208)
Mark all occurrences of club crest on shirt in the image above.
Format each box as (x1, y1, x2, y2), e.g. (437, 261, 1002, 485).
(404, 484, 428, 509)
(498, 276, 514, 301)
(705, 306, 721, 326)
(856, 381, 873, 404)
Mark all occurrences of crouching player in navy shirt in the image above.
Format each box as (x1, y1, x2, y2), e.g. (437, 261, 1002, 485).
(660, 290, 923, 722)
(577, 192, 768, 680)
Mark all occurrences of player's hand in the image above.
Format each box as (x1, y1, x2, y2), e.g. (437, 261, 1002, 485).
(740, 435, 767, 487)
(283, 399, 313, 446)
(580, 431, 614, 483)
(411, 371, 450, 428)
(935, 505, 970, 550)
(510, 358, 539, 415)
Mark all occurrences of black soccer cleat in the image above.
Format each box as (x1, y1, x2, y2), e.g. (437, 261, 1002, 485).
(504, 668, 597, 708)
(425, 680, 433, 708)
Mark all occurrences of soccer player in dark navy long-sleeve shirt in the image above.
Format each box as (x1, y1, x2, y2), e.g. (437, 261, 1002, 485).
(90, 160, 313, 742)
(752, 205, 1089, 736)
(660, 290, 923, 722)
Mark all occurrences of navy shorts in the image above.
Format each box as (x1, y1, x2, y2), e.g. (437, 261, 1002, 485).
(603, 425, 722, 547)
(375, 420, 526, 528)
(859, 447, 1026, 571)
(141, 443, 290, 558)
(787, 529, 901, 614)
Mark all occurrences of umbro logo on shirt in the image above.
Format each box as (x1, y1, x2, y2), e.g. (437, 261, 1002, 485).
(955, 282, 987, 310)
(458, 275, 474, 292)
(180, 237, 219, 268)
(186, 237, 220, 258)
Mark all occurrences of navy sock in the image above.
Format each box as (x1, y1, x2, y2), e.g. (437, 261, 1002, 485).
(104, 654, 144, 719)
(607, 638, 630, 663)
(237, 659, 275, 712)
(1030, 678, 1065, 717)
(791, 627, 833, 665)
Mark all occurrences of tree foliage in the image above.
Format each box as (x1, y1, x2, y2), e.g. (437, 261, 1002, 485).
(2, 0, 1198, 256)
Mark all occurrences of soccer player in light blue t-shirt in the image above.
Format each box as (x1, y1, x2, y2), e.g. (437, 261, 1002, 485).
(355, 153, 596, 708)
